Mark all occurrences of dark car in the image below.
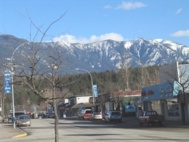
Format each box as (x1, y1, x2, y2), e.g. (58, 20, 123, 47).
(8, 111, 26, 122)
(138, 111, 164, 126)
(104, 110, 122, 123)
(38, 112, 46, 119)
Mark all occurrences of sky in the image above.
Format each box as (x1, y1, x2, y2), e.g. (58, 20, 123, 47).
(0, 0, 189, 46)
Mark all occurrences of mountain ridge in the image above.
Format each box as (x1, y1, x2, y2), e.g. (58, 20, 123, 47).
(0, 34, 189, 73)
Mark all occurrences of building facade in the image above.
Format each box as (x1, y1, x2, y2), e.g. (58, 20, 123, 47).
(142, 62, 189, 121)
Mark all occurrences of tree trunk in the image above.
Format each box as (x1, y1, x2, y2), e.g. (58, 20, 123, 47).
(181, 102, 185, 125)
(53, 83, 59, 142)
(54, 99, 59, 142)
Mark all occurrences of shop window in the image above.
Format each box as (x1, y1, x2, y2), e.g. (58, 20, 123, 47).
(167, 100, 179, 116)
(151, 101, 161, 114)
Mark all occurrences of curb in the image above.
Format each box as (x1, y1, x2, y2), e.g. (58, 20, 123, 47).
(12, 132, 27, 138)
(12, 127, 28, 138)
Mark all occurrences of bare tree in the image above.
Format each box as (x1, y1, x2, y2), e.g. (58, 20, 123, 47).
(160, 62, 189, 125)
(9, 15, 74, 142)
(176, 64, 189, 125)
(18, 43, 73, 142)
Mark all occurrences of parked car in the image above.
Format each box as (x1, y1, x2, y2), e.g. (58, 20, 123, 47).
(38, 112, 46, 119)
(8, 111, 26, 122)
(50, 113, 55, 118)
(78, 109, 84, 119)
(125, 105, 136, 113)
(83, 110, 92, 120)
(45, 113, 50, 118)
(138, 110, 164, 126)
(78, 109, 91, 120)
(0, 115, 4, 122)
(16, 115, 31, 127)
(91, 112, 103, 121)
(104, 110, 122, 123)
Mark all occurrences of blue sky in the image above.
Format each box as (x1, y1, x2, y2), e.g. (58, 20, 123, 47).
(0, 0, 189, 46)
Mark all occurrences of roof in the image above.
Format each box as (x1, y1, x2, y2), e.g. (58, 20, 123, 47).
(113, 90, 141, 97)
(71, 103, 95, 109)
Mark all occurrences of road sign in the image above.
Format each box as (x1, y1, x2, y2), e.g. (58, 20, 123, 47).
(93, 84, 98, 97)
(4, 71, 12, 94)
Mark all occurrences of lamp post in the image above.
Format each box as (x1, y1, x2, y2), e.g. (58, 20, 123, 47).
(75, 68, 95, 106)
(11, 42, 29, 128)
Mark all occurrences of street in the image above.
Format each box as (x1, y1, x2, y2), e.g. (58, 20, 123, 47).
(1, 117, 189, 142)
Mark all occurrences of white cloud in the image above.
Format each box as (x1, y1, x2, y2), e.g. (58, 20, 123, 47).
(104, 4, 112, 9)
(170, 29, 189, 37)
(176, 8, 183, 14)
(52, 33, 125, 44)
(117, 1, 146, 10)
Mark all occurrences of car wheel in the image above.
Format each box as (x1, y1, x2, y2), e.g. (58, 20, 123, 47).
(139, 121, 142, 126)
(104, 119, 107, 123)
(159, 122, 163, 126)
(147, 122, 150, 126)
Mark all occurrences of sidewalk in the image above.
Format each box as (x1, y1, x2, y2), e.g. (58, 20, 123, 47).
(0, 122, 27, 139)
(122, 116, 189, 128)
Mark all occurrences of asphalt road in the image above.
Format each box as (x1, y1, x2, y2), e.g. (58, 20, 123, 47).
(1, 117, 189, 142)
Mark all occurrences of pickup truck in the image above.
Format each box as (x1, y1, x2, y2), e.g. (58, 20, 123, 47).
(138, 111, 164, 126)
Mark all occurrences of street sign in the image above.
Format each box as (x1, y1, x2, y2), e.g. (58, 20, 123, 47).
(93, 84, 98, 97)
(4, 71, 12, 94)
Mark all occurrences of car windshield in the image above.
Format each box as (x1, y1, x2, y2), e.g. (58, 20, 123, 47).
(146, 111, 157, 116)
(15, 112, 25, 116)
(85, 111, 92, 114)
(94, 112, 101, 115)
(19, 115, 30, 119)
(111, 112, 121, 115)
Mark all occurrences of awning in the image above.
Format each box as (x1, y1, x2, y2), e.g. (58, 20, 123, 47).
(71, 103, 101, 109)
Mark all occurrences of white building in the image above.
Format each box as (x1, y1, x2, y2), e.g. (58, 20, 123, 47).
(69, 95, 91, 105)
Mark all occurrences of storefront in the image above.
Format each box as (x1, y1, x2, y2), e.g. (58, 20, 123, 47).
(141, 81, 182, 121)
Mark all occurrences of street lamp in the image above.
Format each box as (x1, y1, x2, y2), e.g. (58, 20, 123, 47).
(11, 42, 29, 128)
(75, 68, 95, 106)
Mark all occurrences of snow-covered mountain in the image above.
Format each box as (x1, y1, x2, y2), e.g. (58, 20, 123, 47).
(0, 35, 189, 73)
(54, 38, 189, 72)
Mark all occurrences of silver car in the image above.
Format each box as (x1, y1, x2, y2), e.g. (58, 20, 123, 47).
(0, 115, 4, 122)
(91, 112, 103, 121)
(16, 115, 31, 127)
(104, 111, 122, 123)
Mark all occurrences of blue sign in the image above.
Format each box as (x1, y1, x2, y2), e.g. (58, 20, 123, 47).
(141, 81, 180, 101)
(4, 71, 12, 94)
(93, 84, 98, 97)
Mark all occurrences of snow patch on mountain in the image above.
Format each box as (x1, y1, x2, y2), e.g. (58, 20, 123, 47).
(1, 35, 189, 73)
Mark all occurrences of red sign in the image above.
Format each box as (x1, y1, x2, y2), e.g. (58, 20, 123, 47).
(142, 90, 154, 96)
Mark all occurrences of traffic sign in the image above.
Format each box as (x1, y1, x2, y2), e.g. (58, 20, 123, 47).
(4, 71, 12, 94)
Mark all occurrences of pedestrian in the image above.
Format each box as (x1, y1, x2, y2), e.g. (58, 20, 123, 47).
(137, 107, 143, 118)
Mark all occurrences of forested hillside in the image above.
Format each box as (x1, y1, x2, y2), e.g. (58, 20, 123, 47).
(1, 65, 159, 114)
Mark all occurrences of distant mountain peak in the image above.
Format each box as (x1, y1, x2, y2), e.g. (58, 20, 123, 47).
(0, 35, 189, 73)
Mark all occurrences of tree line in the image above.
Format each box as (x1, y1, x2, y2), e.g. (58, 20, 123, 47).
(0, 65, 159, 113)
